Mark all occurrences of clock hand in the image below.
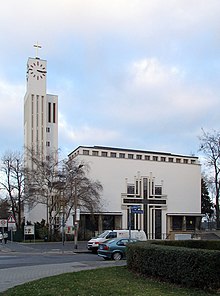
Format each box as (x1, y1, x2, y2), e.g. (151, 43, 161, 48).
(37, 69, 47, 73)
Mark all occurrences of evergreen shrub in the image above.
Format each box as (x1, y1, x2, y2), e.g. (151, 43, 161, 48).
(127, 241, 220, 290)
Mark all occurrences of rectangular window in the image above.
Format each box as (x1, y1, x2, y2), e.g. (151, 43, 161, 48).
(46, 141, 50, 147)
(145, 155, 150, 160)
(186, 216, 196, 230)
(191, 159, 196, 164)
(46, 127, 50, 132)
(136, 154, 142, 160)
(83, 150, 89, 155)
(127, 184, 135, 194)
(53, 103, 56, 123)
(155, 186, 162, 196)
(143, 178, 148, 199)
(41, 96, 44, 125)
(172, 216, 182, 230)
(183, 159, 188, 164)
(155, 209, 162, 239)
(128, 154, 134, 159)
(153, 156, 158, 161)
(92, 151, 99, 156)
(176, 158, 181, 163)
(101, 151, 108, 157)
(161, 157, 166, 162)
(168, 158, 173, 162)
(119, 153, 125, 158)
(48, 102, 51, 123)
(110, 152, 116, 158)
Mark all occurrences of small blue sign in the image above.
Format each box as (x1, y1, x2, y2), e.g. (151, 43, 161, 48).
(131, 205, 141, 210)
(131, 205, 143, 214)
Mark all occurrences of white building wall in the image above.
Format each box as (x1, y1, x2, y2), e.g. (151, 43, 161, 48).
(73, 152, 201, 213)
(69, 146, 201, 236)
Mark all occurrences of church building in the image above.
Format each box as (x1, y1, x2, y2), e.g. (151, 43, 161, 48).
(68, 146, 202, 240)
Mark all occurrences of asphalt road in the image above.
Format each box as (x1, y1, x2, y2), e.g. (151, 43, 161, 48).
(0, 241, 126, 292)
(0, 241, 101, 269)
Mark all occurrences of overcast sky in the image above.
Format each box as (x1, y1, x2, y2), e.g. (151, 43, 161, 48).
(0, 0, 220, 159)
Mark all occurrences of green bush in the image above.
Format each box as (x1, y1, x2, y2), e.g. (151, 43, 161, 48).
(127, 241, 220, 290)
(151, 239, 220, 250)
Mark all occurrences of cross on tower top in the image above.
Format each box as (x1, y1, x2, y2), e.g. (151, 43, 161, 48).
(33, 42, 42, 58)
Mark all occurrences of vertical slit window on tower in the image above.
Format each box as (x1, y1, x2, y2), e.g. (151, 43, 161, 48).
(53, 103, 56, 123)
(48, 102, 51, 123)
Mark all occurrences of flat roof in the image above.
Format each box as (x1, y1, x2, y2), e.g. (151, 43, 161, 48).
(68, 145, 199, 159)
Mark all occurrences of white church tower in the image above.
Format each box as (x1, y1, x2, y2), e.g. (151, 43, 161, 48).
(24, 44, 58, 222)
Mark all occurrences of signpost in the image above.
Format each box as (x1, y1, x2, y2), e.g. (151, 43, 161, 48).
(7, 214, 16, 242)
(0, 219, 7, 243)
(24, 225, 35, 243)
(0, 219, 7, 228)
(128, 205, 144, 239)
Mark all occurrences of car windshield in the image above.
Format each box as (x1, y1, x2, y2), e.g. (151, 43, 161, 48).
(97, 230, 111, 238)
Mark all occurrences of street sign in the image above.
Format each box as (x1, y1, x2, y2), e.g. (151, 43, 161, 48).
(132, 209, 144, 214)
(24, 225, 35, 235)
(0, 219, 7, 228)
(7, 214, 16, 231)
(131, 205, 143, 214)
(65, 226, 74, 234)
(131, 205, 141, 210)
(8, 214, 16, 223)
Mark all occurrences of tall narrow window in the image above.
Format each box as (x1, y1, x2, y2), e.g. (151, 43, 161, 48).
(143, 178, 148, 199)
(53, 103, 56, 123)
(48, 102, 51, 123)
(41, 96, 44, 126)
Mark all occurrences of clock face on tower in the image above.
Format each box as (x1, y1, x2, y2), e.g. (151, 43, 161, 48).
(27, 60, 47, 80)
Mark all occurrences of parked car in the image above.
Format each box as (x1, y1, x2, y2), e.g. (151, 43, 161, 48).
(98, 238, 139, 260)
(88, 229, 146, 253)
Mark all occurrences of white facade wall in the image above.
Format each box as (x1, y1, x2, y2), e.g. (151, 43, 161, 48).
(69, 146, 201, 237)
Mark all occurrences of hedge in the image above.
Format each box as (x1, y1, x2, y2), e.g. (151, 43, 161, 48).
(151, 239, 220, 250)
(127, 241, 220, 290)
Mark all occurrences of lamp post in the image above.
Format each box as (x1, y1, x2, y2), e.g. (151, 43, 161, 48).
(60, 199, 65, 247)
(73, 164, 83, 250)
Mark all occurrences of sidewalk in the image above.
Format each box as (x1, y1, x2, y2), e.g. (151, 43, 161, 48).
(0, 260, 126, 293)
(0, 240, 89, 254)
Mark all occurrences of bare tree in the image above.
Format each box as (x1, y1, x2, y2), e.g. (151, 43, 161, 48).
(62, 159, 103, 221)
(199, 129, 220, 229)
(24, 148, 61, 237)
(61, 158, 102, 248)
(0, 152, 25, 229)
(24, 149, 103, 240)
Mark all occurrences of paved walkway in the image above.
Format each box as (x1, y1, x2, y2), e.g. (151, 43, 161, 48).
(0, 260, 125, 293)
(0, 242, 126, 293)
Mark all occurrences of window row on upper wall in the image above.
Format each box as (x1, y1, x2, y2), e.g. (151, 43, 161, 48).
(81, 149, 197, 165)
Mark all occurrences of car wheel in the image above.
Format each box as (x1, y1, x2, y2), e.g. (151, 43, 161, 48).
(112, 252, 122, 260)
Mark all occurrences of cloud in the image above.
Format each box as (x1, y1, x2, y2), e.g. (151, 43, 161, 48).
(0, 78, 24, 151)
(129, 58, 183, 88)
(0, 0, 220, 158)
(58, 112, 120, 145)
(0, 78, 24, 129)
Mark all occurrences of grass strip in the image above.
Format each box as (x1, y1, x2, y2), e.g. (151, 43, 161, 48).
(0, 266, 217, 296)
